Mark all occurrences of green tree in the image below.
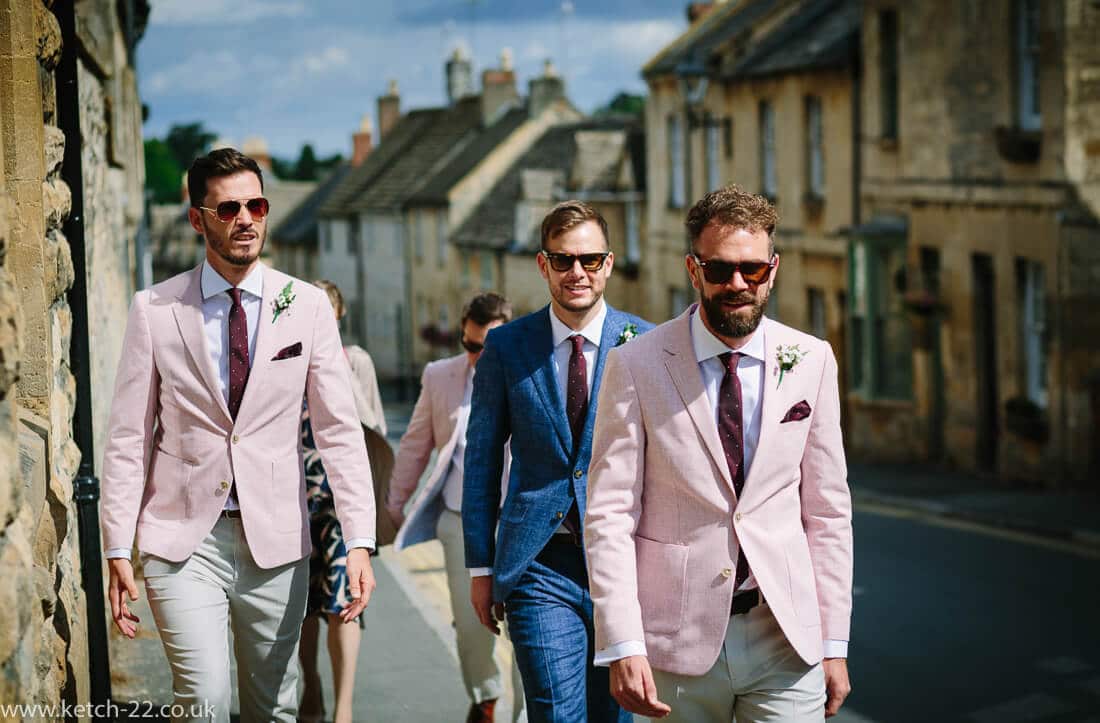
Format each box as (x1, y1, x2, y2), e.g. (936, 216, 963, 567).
(144, 138, 184, 203)
(164, 122, 216, 170)
(294, 144, 318, 180)
(596, 92, 645, 117)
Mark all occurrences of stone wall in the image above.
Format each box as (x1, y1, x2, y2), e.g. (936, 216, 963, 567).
(0, 0, 145, 717)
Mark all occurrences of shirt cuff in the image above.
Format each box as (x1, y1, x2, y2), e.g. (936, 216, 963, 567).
(593, 640, 648, 667)
(105, 548, 132, 560)
(345, 537, 376, 552)
(823, 639, 848, 659)
(468, 567, 493, 577)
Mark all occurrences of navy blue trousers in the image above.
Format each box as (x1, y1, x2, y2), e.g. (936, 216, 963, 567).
(505, 538, 632, 723)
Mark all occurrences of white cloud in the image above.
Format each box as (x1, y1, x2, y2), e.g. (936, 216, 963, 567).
(150, 0, 308, 26)
(146, 45, 353, 97)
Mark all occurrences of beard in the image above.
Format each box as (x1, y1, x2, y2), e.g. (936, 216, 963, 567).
(205, 221, 265, 267)
(700, 286, 768, 339)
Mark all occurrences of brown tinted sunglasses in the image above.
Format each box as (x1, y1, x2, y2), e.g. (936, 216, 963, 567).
(199, 197, 270, 223)
(541, 251, 610, 273)
(692, 255, 776, 285)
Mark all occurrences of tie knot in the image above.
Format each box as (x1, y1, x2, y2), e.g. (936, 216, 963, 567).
(227, 287, 243, 306)
(570, 334, 585, 353)
(720, 351, 741, 375)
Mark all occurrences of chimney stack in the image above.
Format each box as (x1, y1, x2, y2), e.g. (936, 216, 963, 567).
(351, 114, 374, 166)
(446, 46, 474, 105)
(528, 59, 566, 119)
(481, 48, 519, 124)
(242, 136, 272, 172)
(377, 79, 401, 141)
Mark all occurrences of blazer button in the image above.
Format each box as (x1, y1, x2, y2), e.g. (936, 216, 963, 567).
(556, 511, 564, 519)
(573, 469, 583, 479)
(721, 568, 732, 578)
(232, 434, 240, 444)
(735, 512, 743, 522)
(220, 480, 229, 490)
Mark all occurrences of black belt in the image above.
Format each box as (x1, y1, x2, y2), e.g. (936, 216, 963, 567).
(731, 589, 761, 616)
(220, 509, 242, 519)
(545, 532, 582, 548)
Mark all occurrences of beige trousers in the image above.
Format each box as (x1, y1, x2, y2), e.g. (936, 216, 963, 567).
(437, 508, 526, 720)
(651, 603, 826, 723)
(142, 516, 309, 723)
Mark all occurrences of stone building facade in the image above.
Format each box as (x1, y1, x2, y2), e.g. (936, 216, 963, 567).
(852, 0, 1100, 485)
(1, 0, 147, 715)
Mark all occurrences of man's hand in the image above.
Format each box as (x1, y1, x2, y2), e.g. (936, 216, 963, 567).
(823, 658, 851, 717)
(341, 548, 376, 623)
(470, 575, 503, 635)
(108, 558, 141, 638)
(610, 656, 671, 718)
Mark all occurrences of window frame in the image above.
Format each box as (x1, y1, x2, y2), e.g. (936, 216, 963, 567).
(759, 100, 777, 200)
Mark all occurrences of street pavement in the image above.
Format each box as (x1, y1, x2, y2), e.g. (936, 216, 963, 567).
(106, 401, 1100, 721)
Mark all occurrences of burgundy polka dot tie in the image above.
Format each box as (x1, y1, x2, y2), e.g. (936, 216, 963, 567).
(718, 351, 750, 588)
(227, 288, 251, 420)
(563, 334, 587, 538)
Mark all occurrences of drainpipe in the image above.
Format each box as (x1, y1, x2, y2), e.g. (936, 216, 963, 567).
(55, 0, 112, 713)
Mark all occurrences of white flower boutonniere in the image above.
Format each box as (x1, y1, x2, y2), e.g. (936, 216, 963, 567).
(271, 281, 296, 323)
(776, 344, 808, 388)
(616, 322, 639, 347)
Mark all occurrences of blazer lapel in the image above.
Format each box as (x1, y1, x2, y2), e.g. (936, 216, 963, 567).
(171, 266, 232, 424)
(525, 308, 571, 456)
(745, 318, 783, 493)
(236, 265, 281, 421)
(663, 311, 735, 493)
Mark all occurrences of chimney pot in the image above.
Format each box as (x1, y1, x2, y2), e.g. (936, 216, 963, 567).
(377, 80, 401, 141)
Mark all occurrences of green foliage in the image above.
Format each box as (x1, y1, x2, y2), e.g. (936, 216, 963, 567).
(596, 92, 645, 117)
(270, 146, 344, 181)
(144, 138, 183, 203)
(164, 122, 216, 169)
(294, 144, 318, 180)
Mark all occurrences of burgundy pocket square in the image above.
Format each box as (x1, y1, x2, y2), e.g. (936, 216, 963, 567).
(271, 342, 302, 361)
(781, 400, 812, 423)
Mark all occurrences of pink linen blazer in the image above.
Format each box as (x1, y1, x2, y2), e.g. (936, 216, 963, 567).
(100, 264, 375, 569)
(584, 309, 852, 675)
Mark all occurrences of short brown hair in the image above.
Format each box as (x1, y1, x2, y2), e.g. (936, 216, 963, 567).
(313, 279, 345, 319)
(539, 200, 609, 251)
(685, 185, 778, 254)
(461, 292, 512, 327)
(187, 148, 264, 208)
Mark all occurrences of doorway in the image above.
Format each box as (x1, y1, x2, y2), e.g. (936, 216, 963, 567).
(971, 253, 999, 471)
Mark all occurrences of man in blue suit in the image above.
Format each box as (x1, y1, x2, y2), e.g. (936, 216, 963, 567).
(463, 201, 653, 722)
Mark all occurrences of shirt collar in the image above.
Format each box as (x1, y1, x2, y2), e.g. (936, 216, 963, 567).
(690, 305, 768, 364)
(549, 299, 607, 349)
(200, 260, 264, 301)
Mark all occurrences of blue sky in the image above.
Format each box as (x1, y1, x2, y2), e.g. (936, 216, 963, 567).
(138, 0, 687, 159)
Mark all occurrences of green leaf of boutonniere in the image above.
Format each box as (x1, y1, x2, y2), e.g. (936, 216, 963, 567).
(271, 281, 296, 323)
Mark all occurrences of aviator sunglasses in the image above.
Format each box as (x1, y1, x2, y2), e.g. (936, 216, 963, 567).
(692, 255, 777, 285)
(199, 197, 270, 223)
(540, 251, 610, 273)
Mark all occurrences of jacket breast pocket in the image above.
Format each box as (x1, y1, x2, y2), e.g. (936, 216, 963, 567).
(634, 535, 688, 636)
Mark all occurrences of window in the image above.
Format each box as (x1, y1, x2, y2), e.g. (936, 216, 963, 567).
(437, 213, 448, 267)
(480, 250, 494, 288)
(1016, 0, 1041, 130)
(879, 9, 899, 141)
(808, 288, 827, 339)
(849, 228, 912, 399)
(667, 114, 685, 208)
(759, 101, 776, 199)
(320, 223, 331, 253)
(722, 117, 734, 159)
(805, 96, 824, 199)
(625, 199, 641, 265)
(1017, 258, 1047, 406)
(348, 220, 359, 255)
(705, 119, 721, 192)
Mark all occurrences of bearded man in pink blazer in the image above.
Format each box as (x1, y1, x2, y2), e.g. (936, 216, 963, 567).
(100, 148, 377, 723)
(585, 186, 853, 721)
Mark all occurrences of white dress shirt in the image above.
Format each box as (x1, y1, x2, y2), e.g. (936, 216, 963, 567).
(468, 301, 608, 578)
(594, 309, 846, 664)
(441, 365, 475, 513)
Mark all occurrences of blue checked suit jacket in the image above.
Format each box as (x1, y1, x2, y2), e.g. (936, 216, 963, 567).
(462, 304, 654, 602)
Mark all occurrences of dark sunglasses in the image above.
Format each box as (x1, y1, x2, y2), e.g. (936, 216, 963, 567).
(199, 197, 270, 223)
(692, 255, 776, 285)
(461, 337, 484, 354)
(541, 251, 610, 273)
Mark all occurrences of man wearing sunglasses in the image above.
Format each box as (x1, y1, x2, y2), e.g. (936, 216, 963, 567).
(585, 185, 853, 721)
(387, 292, 525, 723)
(100, 148, 378, 722)
(463, 201, 653, 722)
